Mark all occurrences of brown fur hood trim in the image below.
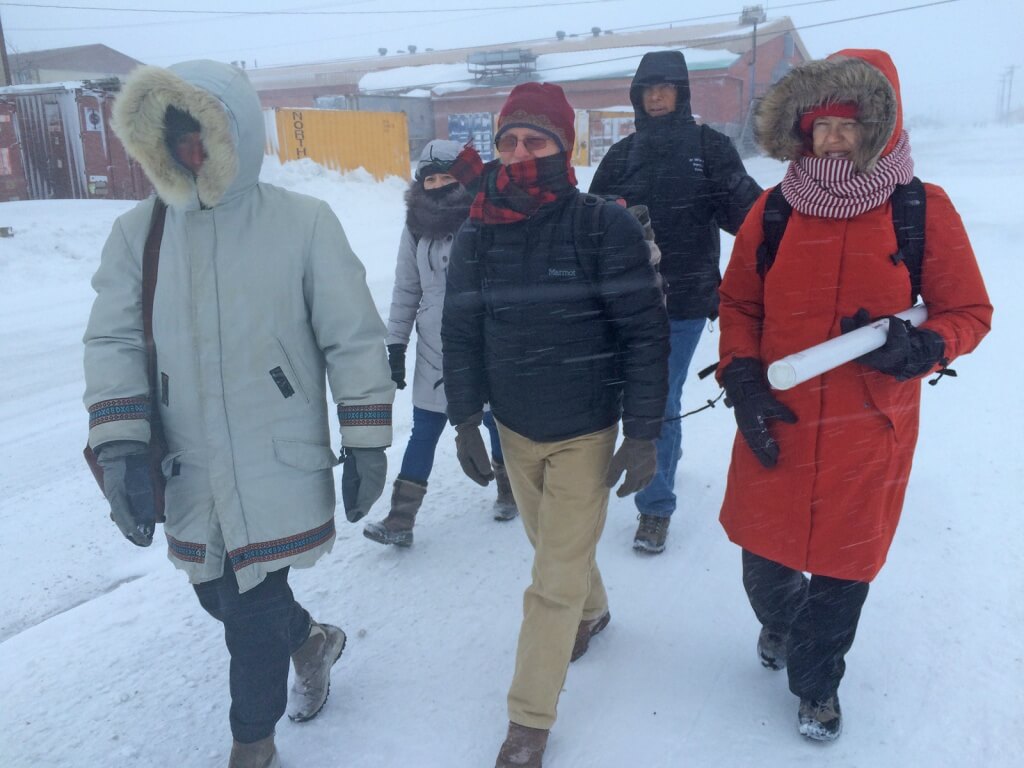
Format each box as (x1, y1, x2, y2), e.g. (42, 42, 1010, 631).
(405, 180, 472, 241)
(755, 55, 898, 173)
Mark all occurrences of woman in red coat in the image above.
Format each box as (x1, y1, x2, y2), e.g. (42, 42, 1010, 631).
(717, 49, 991, 741)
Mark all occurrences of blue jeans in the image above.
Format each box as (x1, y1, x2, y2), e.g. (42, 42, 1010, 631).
(399, 406, 503, 484)
(635, 318, 706, 518)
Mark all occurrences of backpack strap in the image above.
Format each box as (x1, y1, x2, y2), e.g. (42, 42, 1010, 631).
(889, 176, 926, 305)
(572, 192, 608, 286)
(756, 184, 791, 278)
(756, 179, 927, 306)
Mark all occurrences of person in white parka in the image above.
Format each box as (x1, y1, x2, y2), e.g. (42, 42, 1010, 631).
(83, 60, 395, 768)
(363, 140, 517, 548)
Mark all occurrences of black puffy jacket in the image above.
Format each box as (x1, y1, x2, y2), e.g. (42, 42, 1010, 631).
(589, 50, 762, 320)
(442, 192, 669, 443)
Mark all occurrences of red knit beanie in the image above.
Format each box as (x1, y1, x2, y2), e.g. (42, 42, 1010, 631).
(495, 82, 576, 152)
(798, 101, 859, 137)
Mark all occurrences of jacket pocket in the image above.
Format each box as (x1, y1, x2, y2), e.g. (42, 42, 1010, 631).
(160, 450, 186, 479)
(861, 372, 919, 443)
(269, 337, 310, 404)
(273, 439, 339, 471)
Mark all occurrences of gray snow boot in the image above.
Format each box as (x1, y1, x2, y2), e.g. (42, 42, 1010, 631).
(287, 620, 347, 723)
(492, 461, 519, 521)
(362, 477, 427, 547)
(495, 721, 549, 768)
(228, 734, 280, 768)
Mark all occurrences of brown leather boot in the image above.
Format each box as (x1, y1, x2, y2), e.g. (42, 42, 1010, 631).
(633, 513, 670, 554)
(362, 478, 427, 546)
(227, 734, 280, 768)
(495, 722, 549, 768)
(570, 610, 611, 662)
(492, 461, 518, 521)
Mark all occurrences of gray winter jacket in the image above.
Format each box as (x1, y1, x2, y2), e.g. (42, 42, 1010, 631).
(83, 60, 394, 591)
(386, 226, 453, 413)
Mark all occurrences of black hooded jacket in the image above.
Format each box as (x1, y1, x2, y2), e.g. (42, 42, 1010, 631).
(589, 50, 762, 320)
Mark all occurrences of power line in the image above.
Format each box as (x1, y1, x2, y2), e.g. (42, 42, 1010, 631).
(5, 0, 839, 34)
(0, 0, 622, 16)
(601, 0, 842, 36)
(145, 2, 843, 73)
(359, 0, 963, 94)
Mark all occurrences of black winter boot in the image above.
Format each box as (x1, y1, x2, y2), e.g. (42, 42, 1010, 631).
(757, 625, 789, 670)
(363, 478, 427, 547)
(492, 461, 518, 521)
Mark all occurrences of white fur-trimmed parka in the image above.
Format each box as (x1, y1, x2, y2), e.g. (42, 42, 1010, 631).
(83, 60, 395, 591)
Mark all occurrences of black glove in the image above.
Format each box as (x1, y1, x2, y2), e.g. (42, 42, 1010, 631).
(95, 440, 157, 547)
(454, 412, 494, 486)
(721, 358, 798, 469)
(387, 343, 407, 390)
(841, 308, 946, 381)
(340, 446, 387, 522)
(604, 437, 657, 497)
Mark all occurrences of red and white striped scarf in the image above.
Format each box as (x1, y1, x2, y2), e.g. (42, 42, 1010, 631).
(780, 130, 914, 219)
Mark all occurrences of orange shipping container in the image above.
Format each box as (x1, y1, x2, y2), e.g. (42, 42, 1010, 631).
(274, 108, 410, 181)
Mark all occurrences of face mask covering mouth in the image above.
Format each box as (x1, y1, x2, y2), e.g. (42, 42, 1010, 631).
(423, 181, 461, 198)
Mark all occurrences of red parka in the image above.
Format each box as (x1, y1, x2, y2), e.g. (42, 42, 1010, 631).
(717, 50, 992, 582)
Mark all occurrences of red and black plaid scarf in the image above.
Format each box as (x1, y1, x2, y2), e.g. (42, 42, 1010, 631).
(449, 145, 577, 224)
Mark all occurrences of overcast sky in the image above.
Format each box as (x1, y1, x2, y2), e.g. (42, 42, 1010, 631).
(2, 0, 1021, 121)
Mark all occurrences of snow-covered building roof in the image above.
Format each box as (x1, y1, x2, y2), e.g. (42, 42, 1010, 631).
(360, 46, 741, 96)
(247, 16, 805, 96)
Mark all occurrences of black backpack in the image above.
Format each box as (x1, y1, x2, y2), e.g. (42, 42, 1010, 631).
(756, 177, 927, 305)
(572, 192, 653, 285)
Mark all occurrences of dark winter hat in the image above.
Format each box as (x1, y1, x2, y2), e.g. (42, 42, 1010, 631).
(164, 105, 201, 150)
(495, 82, 575, 152)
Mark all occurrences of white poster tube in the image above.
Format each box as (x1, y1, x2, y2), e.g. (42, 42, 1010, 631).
(767, 305, 928, 390)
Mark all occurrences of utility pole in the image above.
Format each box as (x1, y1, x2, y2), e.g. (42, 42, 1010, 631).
(1006, 65, 1017, 122)
(741, 6, 767, 112)
(0, 11, 13, 86)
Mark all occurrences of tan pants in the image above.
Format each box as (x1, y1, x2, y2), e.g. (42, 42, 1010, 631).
(496, 421, 618, 730)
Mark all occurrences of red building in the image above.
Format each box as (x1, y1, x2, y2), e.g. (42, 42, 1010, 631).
(248, 12, 809, 157)
(0, 80, 151, 202)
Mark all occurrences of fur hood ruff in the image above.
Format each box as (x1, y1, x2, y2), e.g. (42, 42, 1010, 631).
(404, 181, 472, 241)
(112, 61, 264, 208)
(755, 50, 903, 174)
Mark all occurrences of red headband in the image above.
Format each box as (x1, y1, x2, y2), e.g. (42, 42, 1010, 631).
(799, 102, 859, 136)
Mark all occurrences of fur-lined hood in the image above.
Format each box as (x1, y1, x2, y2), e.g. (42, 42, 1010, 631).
(404, 180, 471, 241)
(112, 60, 264, 208)
(755, 49, 903, 173)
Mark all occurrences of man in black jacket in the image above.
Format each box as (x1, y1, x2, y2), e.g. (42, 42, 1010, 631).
(442, 82, 669, 768)
(590, 50, 762, 554)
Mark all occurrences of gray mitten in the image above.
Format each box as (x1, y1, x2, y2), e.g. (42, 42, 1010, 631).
(454, 412, 494, 486)
(604, 437, 657, 497)
(340, 447, 388, 522)
(95, 440, 156, 547)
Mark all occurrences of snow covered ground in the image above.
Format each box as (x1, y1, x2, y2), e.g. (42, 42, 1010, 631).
(1, 124, 1021, 767)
